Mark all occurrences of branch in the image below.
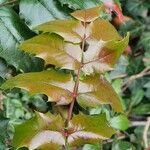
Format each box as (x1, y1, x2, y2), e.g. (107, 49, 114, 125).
(130, 121, 147, 127)
(0, 0, 18, 8)
(122, 67, 150, 92)
(143, 117, 150, 149)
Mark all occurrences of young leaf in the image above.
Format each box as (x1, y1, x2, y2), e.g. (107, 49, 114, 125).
(77, 74, 123, 112)
(71, 6, 104, 22)
(68, 113, 115, 147)
(1, 70, 74, 105)
(82, 33, 129, 73)
(19, 33, 81, 70)
(13, 112, 64, 150)
(34, 18, 121, 43)
(34, 20, 82, 43)
(21, 19, 129, 73)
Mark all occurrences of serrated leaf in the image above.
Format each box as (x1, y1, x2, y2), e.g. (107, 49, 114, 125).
(77, 74, 123, 112)
(138, 32, 150, 51)
(0, 7, 44, 72)
(1, 70, 123, 112)
(0, 113, 9, 145)
(58, 0, 102, 9)
(23, 18, 129, 73)
(109, 115, 129, 131)
(19, 0, 71, 28)
(124, 0, 147, 18)
(1, 70, 74, 105)
(35, 18, 121, 43)
(13, 112, 64, 150)
(13, 113, 115, 149)
(19, 33, 81, 70)
(71, 6, 104, 22)
(82, 33, 129, 73)
(112, 140, 136, 150)
(68, 113, 115, 147)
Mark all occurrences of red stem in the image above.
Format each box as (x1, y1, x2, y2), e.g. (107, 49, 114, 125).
(67, 25, 86, 123)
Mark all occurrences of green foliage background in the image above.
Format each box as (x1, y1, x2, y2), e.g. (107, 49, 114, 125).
(0, 0, 149, 149)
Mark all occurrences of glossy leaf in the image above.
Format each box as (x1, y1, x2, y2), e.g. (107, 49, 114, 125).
(1, 70, 74, 105)
(82, 33, 129, 73)
(58, 0, 102, 9)
(132, 104, 150, 115)
(71, 6, 104, 22)
(19, 33, 81, 70)
(1, 71, 123, 112)
(68, 113, 115, 147)
(78, 75, 123, 112)
(34, 19, 82, 43)
(13, 112, 64, 150)
(0, 7, 44, 72)
(19, 0, 71, 28)
(112, 141, 136, 150)
(13, 113, 115, 149)
(22, 19, 129, 73)
(35, 18, 121, 43)
(109, 115, 129, 131)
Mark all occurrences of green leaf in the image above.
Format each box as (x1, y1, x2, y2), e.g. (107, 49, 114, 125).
(35, 18, 121, 43)
(13, 112, 64, 150)
(0, 7, 44, 72)
(1, 70, 123, 112)
(58, 0, 102, 9)
(112, 140, 136, 150)
(131, 89, 144, 106)
(132, 104, 150, 115)
(134, 126, 150, 145)
(109, 115, 129, 131)
(68, 113, 115, 147)
(77, 74, 123, 112)
(13, 113, 115, 149)
(19, 0, 71, 28)
(0, 112, 9, 146)
(23, 18, 129, 73)
(1, 70, 74, 105)
(19, 33, 81, 70)
(82, 144, 101, 150)
(138, 32, 150, 51)
(124, 0, 147, 18)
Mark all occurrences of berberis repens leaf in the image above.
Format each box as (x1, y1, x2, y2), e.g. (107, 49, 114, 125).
(1, 6, 129, 149)
(13, 112, 115, 149)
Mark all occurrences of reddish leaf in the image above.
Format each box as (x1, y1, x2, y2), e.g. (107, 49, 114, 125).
(71, 6, 104, 22)
(78, 74, 123, 112)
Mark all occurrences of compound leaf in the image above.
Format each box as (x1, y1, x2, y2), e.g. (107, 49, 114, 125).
(13, 113, 115, 149)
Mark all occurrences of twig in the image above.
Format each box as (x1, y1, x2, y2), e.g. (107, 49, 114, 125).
(0, 0, 18, 8)
(130, 121, 147, 127)
(122, 67, 150, 92)
(143, 117, 150, 149)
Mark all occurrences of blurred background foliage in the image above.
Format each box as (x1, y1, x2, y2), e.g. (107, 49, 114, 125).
(0, 0, 149, 149)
